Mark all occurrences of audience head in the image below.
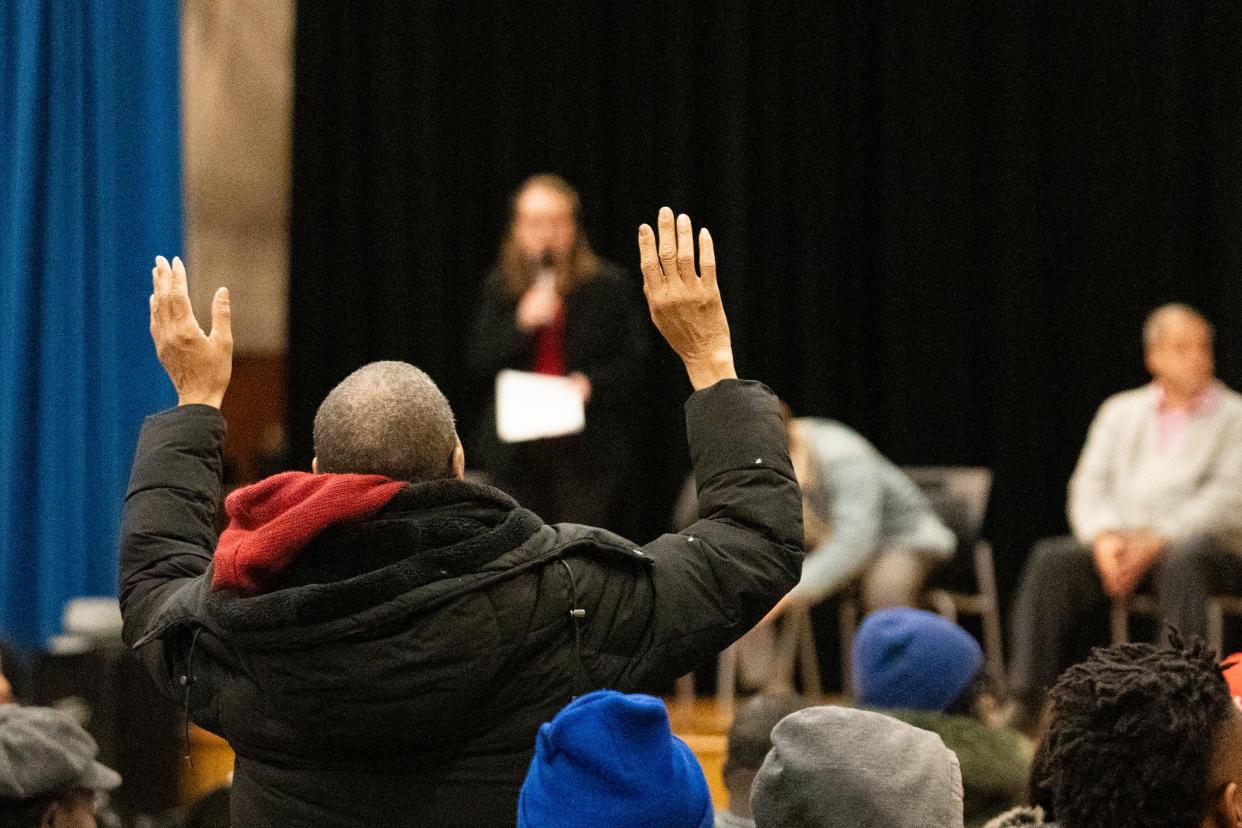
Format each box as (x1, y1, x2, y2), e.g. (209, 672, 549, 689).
(1143, 303, 1215, 400)
(312, 361, 462, 484)
(722, 692, 809, 819)
(0, 704, 120, 828)
(501, 174, 598, 295)
(852, 607, 984, 713)
(517, 690, 712, 828)
(1040, 635, 1242, 828)
(751, 705, 964, 828)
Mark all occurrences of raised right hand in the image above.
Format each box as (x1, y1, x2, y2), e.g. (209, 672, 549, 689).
(637, 207, 736, 390)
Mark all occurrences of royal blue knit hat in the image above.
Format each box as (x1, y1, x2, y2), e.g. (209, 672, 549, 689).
(852, 607, 984, 712)
(517, 689, 713, 828)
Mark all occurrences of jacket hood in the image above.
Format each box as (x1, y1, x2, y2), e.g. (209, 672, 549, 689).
(214, 471, 406, 594)
(204, 477, 544, 644)
(190, 477, 555, 766)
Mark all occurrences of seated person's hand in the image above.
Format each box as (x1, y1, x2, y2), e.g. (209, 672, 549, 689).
(1093, 532, 1128, 597)
(1095, 529, 1168, 598)
(1112, 529, 1167, 596)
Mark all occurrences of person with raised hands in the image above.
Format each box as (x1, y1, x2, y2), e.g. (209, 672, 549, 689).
(118, 209, 802, 827)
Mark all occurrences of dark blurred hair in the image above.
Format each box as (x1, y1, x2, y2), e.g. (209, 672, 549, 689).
(0, 794, 58, 828)
(724, 692, 810, 778)
(1038, 633, 1233, 828)
(945, 670, 997, 719)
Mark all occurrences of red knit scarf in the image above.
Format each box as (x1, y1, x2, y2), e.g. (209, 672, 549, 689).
(213, 471, 405, 595)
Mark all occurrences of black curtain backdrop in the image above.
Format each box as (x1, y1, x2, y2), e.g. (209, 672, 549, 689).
(290, 2, 1242, 609)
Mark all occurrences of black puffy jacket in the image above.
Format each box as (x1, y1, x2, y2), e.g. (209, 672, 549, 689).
(119, 379, 802, 826)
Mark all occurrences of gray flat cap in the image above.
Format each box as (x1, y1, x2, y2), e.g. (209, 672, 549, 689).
(0, 704, 121, 800)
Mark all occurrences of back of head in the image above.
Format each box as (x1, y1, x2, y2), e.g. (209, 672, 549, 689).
(313, 361, 456, 483)
(726, 692, 810, 777)
(0, 704, 120, 825)
(751, 705, 964, 828)
(1041, 636, 1234, 828)
(518, 690, 712, 828)
(852, 608, 984, 713)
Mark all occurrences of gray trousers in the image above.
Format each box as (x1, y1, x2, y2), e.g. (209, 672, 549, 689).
(1008, 533, 1242, 705)
(736, 548, 936, 689)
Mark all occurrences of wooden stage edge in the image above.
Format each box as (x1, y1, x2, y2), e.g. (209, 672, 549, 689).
(666, 694, 841, 811)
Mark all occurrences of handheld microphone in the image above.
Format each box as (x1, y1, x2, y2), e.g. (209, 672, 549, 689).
(536, 250, 556, 291)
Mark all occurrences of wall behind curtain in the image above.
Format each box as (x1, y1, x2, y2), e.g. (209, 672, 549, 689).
(182, 0, 294, 483)
(289, 2, 1242, 605)
(0, 3, 182, 646)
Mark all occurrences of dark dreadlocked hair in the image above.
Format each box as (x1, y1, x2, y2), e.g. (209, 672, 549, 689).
(1038, 632, 1233, 828)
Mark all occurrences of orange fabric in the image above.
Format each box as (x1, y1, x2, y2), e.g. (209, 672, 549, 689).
(1223, 653, 1242, 700)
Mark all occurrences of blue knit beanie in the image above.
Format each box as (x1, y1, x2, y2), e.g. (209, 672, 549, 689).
(518, 690, 713, 828)
(852, 607, 984, 712)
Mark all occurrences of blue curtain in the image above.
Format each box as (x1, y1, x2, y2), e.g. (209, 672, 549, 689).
(0, 2, 181, 647)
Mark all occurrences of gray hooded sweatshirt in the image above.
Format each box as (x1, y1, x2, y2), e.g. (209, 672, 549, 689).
(751, 706, 965, 827)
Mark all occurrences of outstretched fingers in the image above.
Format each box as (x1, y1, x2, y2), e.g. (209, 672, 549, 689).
(210, 287, 233, 348)
(170, 256, 188, 295)
(698, 227, 716, 289)
(151, 257, 173, 325)
(153, 256, 171, 302)
(657, 206, 678, 282)
(638, 223, 663, 294)
(675, 213, 697, 285)
(151, 254, 197, 332)
(168, 256, 195, 322)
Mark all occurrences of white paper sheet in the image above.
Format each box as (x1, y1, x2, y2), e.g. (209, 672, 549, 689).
(495, 370, 586, 443)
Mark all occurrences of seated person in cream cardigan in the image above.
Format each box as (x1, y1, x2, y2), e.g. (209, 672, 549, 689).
(1009, 303, 1242, 717)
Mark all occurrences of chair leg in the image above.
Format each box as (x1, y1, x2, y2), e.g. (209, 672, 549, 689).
(1110, 601, 1129, 645)
(926, 588, 958, 622)
(1208, 599, 1225, 656)
(971, 541, 1007, 693)
(769, 612, 803, 693)
(797, 609, 823, 699)
(976, 600, 1004, 693)
(674, 673, 695, 711)
(716, 643, 738, 720)
(839, 594, 857, 695)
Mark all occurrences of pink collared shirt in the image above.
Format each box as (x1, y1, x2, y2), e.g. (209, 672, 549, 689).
(1156, 381, 1222, 449)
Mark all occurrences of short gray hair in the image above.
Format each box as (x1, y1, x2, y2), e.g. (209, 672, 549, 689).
(313, 361, 457, 483)
(1142, 303, 1213, 348)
